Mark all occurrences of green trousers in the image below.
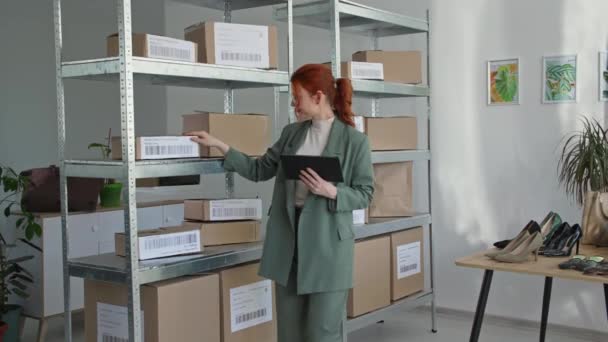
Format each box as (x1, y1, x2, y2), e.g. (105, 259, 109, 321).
(276, 263, 348, 342)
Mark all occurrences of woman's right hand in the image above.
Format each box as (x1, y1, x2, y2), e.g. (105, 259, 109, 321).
(184, 130, 230, 155)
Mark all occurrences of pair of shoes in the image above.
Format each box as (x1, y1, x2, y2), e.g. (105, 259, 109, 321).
(542, 224, 582, 257)
(486, 231, 544, 263)
(493, 211, 560, 249)
(558, 256, 604, 272)
(583, 259, 608, 275)
(486, 221, 539, 257)
(493, 220, 541, 250)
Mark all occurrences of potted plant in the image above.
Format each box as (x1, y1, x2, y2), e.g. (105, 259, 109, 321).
(0, 165, 41, 341)
(89, 129, 123, 208)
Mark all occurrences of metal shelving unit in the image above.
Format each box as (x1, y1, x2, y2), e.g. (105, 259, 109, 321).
(276, 0, 436, 339)
(54, 0, 293, 341)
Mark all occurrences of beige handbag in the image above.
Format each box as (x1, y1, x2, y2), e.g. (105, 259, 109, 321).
(581, 191, 608, 246)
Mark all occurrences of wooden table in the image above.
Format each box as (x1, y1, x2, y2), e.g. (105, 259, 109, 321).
(455, 244, 608, 342)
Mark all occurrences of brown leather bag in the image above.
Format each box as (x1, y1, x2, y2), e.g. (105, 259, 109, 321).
(581, 191, 608, 246)
(20, 166, 103, 212)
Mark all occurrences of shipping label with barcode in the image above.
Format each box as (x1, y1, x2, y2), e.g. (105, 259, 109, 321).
(350, 62, 384, 80)
(146, 34, 196, 63)
(354, 116, 366, 133)
(138, 230, 201, 260)
(230, 279, 273, 333)
(352, 209, 366, 225)
(140, 136, 200, 160)
(209, 199, 262, 221)
(397, 241, 421, 279)
(214, 22, 270, 69)
(97, 303, 144, 342)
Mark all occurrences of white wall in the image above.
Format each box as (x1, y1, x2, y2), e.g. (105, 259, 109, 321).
(431, 0, 608, 332)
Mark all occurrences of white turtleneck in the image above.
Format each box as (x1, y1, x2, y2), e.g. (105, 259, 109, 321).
(294, 116, 335, 207)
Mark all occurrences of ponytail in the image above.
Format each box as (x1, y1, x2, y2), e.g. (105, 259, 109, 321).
(334, 78, 355, 127)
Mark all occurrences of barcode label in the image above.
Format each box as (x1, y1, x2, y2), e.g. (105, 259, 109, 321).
(146, 34, 196, 63)
(97, 303, 144, 342)
(209, 199, 263, 221)
(214, 22, 270, 68)
(102, 335, 127, 342)
(221, 51, 262, 62)
(397, 241, 421, 279)
(139, 136, 199, 160)
(139, 230, 201, 260)
(352, 209, 366, 225)
(350, 62, 384, 80)
(230, 279, 273, 333)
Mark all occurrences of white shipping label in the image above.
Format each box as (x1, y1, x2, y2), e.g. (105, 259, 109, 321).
(146, 34, 196, 63)
(209, 199, 262, 221)
(354, 116, 365, 133)
(397, 241, 421, 279)
(230, 279, 273, 333)
(214, 22, 270, 69)
(352, 209, 366, 225)
(138, 230, 201, 260)
(350, 62, 384, 80)
(140, 136, 200, 160)
(97, 303, 144, 342)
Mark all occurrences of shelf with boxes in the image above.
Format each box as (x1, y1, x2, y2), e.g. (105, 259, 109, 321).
(173, 0, 286, 11)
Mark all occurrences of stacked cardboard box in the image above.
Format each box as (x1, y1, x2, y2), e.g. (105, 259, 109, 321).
(183, 198, 263, 246)
(352, 50, 422, 84)
(107, 33, 197, 63)
(390, 227, 424, 300)
(354, 116, 417, 151)
(114, 225, 203, 260)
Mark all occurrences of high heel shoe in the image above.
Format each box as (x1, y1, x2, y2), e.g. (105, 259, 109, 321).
(539, 212, 562, 241)
(539, 222, 570, 255)
(494, 232, 543, 263)
(486, 221, 539, 257)
(543, 224, 582, 257)
(492, 220, 540, 250)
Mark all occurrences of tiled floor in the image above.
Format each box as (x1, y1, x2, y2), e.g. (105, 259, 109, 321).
(22, 307, 606, 342)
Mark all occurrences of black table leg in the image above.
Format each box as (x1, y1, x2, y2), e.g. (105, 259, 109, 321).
(604, 283, 608, 322)
(470, 270, 494, 342)
(540, 277, 553, 342)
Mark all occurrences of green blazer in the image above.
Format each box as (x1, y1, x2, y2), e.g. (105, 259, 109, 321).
(223, 118, 374, 294)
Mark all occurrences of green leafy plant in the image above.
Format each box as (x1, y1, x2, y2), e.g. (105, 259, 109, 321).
(558, 117, 608, 205)
(88, 128, 114, 186)
(0, 244, 33, 315)
(546, 63, 576, 101)
(0, 166, 42, 241)
(494, 65, 518, 102)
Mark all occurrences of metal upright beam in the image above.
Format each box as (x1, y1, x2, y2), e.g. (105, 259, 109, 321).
(116, 0, 142, 341)
(287, 0, 295, 124)
(330, 0, 341, 78)
(53, 1, 71, 341)
(224, 0, 235, 199)
(370, 30, 379, 116)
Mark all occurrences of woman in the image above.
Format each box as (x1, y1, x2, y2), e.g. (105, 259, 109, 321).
(186, 64, 374, 342)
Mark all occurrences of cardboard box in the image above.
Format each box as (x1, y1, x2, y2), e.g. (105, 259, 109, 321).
(182, 220, 261, 246)
(85, 274, 220, 342)
(111, 136, 201, 160)
(354, 116, 417, 151)
(323, 61, 384, 80)
(115, 225, 203, 260)
(182, 112, 270, 157)
(352, 50, 422, 84)
(184, 21, 278, 69)
(352, 208, 369, 225)
(184, 198, 263, 222)
(219, 263, 277, 342)
(107, 33, 197, 63)
(348, 236, 391, 317)
(390, 227, 424, 300)
(369, 162, 413, 218)
(136, 175, 201, 188)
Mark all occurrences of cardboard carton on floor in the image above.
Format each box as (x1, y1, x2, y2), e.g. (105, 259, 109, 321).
(115, 225, 203, 260)
(184, 198, 263, 222)
(182, 220, 261, 246)
(182, 112, 270, 157)
(184, 21, 278, 69)
(322, 61, 384, 80)
(348, 236, 391, 317)
(354, 116, 417, 151)
(107, 33, 197, 63)
(84, 274, 220, 342)
(111, 136, 202, 160)
(390, 227, 424, 300)
(219, 263, 277, 342)
(369, 162, 414, 218)
(352, 50, 422, 84)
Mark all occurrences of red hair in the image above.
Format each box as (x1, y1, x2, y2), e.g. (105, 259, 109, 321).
(291, 64, 355, 127)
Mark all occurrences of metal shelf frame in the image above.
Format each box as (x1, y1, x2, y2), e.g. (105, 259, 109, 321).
(54, 0, 294, 341)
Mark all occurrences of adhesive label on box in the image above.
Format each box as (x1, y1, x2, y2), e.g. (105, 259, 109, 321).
(396, 241, 421, 279)
(354, 116, 365, 133)
(97, 303, 144, 342)
(146, 34, 196, 63)
(350, 62, 384, 80)
(214, 22, 270, 69)
(230, 279, 273, 333)
(140, 136, 200, 160)
(139, 230, 201, 260)
(352, 209, 366, 225)
(209, 199, 262, 221)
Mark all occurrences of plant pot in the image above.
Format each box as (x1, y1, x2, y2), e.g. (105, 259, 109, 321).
(100, 182, 123, 208)
(1, 305, 22, 342)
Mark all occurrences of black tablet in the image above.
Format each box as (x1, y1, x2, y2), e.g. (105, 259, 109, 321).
(281, 155, 344, 183)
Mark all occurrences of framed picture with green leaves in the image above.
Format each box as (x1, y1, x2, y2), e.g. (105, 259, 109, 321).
(542, 55, 578, 104)
(599, 51, 608, 102)
(487, 58, 519, 105)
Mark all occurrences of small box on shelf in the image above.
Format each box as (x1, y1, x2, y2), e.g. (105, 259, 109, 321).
(182, 220, 261, 246)
(115, 225, 203, 260)
(322, 61, 384, 80)
(107, 33, 197, 63)
(352, 50, 422, 84)
(369, 162, 414, 218)
(390, 227, 424, 301)
(184, 198, 263, 222)
(354, 116, 417, 151)
(111, 136, 202, 160)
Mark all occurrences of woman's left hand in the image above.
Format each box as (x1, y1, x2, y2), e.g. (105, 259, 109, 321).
(299, 168, 337, 199)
